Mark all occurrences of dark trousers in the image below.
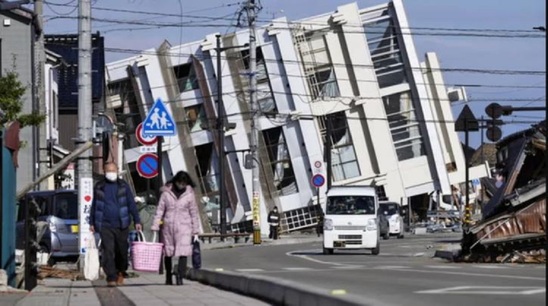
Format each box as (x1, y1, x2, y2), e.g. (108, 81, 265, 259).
(269, 225, 279, 240)
(100, 227, 129, 282)
(164, 256, 187, 284)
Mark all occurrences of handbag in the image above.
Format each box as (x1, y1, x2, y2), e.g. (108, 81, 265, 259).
(84, 233, 100, 281)
(192, 240, 201, 269)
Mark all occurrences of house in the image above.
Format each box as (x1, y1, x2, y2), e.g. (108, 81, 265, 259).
(104, 0, 489, 235)
(461, 121, 546, 262)
(0, 4, 46, 191)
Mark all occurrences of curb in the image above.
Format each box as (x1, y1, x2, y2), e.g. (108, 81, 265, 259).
(187, 268, 380, 306)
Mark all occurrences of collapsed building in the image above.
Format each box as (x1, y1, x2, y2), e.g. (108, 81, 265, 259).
(460, 121, 546, 263)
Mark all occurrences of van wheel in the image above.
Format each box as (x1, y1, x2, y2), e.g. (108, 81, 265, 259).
(371, 243, 380, 255)
(323, 247, 334, 255)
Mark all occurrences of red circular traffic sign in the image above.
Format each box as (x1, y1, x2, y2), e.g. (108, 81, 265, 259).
(136, 153, 159, 179)
(136, 122, 158, 146)
(312, 174, 325, 188)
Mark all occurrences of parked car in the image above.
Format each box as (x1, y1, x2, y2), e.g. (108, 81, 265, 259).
(16, 189, 98, 264)
(379, 201, 404, 239)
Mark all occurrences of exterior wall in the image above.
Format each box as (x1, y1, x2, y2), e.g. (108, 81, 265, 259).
(105, 0, 481, 233)
(0, 11, 36, 190)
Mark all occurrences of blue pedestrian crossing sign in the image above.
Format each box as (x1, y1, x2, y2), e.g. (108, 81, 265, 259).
(142, 98, 176, 136)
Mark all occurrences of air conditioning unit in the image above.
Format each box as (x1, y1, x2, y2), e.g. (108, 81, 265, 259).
(447, 87, 468, 103)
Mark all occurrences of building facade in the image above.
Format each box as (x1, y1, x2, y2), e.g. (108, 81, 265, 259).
(0, 6, 41, 190)
(105, 0, 488, 235)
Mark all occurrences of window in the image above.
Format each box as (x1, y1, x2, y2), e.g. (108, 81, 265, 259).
(383, 91, 425, 160)
(53, 193, 78, 220)
(194, 143, 218, 195)
(297, 32, 340, 100)
(364, 17, 407, 88)
(262, 127, 298, 196)
(173, 63, 199, 93)
(326, 196, 376, 215)
(241, 48, 277, 113)
(185, 104, 207, 132)
(319, 112, 360, 181)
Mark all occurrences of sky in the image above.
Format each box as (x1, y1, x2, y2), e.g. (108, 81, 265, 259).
(37, 0, 546, 148)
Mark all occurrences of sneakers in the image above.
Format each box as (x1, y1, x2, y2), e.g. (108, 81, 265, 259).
(116, 272, 124, 286)
(107, 281, 117, 287)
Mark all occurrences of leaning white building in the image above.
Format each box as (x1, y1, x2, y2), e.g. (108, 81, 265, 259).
(105, 0, 488, 235)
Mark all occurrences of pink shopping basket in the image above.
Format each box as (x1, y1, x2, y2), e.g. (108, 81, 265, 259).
(131, 231, 163, 272)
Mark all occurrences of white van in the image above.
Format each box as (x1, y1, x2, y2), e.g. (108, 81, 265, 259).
(322, 186, 380, 255)
(379, 201, 404, 239)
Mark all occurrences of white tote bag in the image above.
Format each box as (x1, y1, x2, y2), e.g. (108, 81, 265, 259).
(84, 233, 101, 281)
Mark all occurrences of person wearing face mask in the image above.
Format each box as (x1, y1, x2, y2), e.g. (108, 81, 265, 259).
(89, 162, 142, 287)
(151, 171, 201, 285)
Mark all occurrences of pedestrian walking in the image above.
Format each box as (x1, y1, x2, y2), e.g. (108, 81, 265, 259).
(90, 162, 142, 287)
(267, 206, 280, 240)
(151, 171, 201, 285)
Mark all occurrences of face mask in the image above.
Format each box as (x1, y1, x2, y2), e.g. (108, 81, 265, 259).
(105, 172, 118, 182)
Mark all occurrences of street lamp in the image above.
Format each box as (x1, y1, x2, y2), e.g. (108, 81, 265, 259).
(215, 34, 247, 239)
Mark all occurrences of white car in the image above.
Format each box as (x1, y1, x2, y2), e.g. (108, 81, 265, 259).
(379, 201, 404, 239)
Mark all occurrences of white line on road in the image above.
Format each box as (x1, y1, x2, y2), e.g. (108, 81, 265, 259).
(286, 250, 344, 266)
(472, 264, 506, 269)
(235, 269, 265, 272)
(374, 266, 410, 270)
(282, 267, 314, 271)
(332, 265, 365, 269)
(424, 265, 459, 269)
(377, 267, 545, 281)
(416, 286, 546, 295)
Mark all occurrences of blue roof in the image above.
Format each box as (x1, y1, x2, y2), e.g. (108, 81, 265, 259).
(45, 33, 105, 109)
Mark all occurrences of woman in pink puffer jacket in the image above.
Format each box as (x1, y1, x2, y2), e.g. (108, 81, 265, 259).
(151, 171, 200, 285)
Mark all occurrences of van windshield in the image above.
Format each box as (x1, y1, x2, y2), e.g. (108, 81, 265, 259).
(326, 196, 375, 215)
(379, 202, 400, 215)
(53, 193, 79, 220)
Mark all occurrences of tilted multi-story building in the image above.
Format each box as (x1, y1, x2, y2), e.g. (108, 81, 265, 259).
(105, 0, 488, 235)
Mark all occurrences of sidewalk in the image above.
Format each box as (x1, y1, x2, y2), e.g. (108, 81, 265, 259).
(6, 270, 269, 306)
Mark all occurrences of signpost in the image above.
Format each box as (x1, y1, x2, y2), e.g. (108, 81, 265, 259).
(141, 98, 177, 191)
(140, 98, 176, 275)
(78, 177, 94, 254)
(454, 105, 479, 226)
(136, 122, 157, 146)
(136, 153, 159, 179)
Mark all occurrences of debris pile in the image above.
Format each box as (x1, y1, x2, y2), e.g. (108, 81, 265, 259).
(37, 266, 84, 281)
(459, 121, 546, 262)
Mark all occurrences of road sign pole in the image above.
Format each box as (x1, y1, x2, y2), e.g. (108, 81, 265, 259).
(464, 119, 470, 226)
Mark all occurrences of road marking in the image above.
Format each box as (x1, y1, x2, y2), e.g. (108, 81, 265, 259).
(282, 267, 314, 271)
(374, 266, 410, 270)
(332, 265, 365, 269)
(416, 286, 546, 295)
(425, 265, 459, 269)
(286, 250, 344, 266)
(473, 264, 506, 269)
(375, 267, 545, 281)
(235, 268, 265, 272)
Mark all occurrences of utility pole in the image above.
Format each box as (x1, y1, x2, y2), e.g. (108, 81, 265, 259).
(35, 0, 47, 189)
(216, 35, 227, 239)
(242, 0, 262, 245)
(77, 0, 93, 270)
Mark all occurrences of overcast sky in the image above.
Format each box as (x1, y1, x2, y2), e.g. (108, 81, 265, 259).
(40, 0, 546, 148)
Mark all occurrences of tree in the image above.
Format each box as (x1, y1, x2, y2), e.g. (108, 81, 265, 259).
(0, 69, 45, 127)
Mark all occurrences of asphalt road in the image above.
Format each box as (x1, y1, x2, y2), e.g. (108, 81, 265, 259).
(202, 233, 546, 306)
